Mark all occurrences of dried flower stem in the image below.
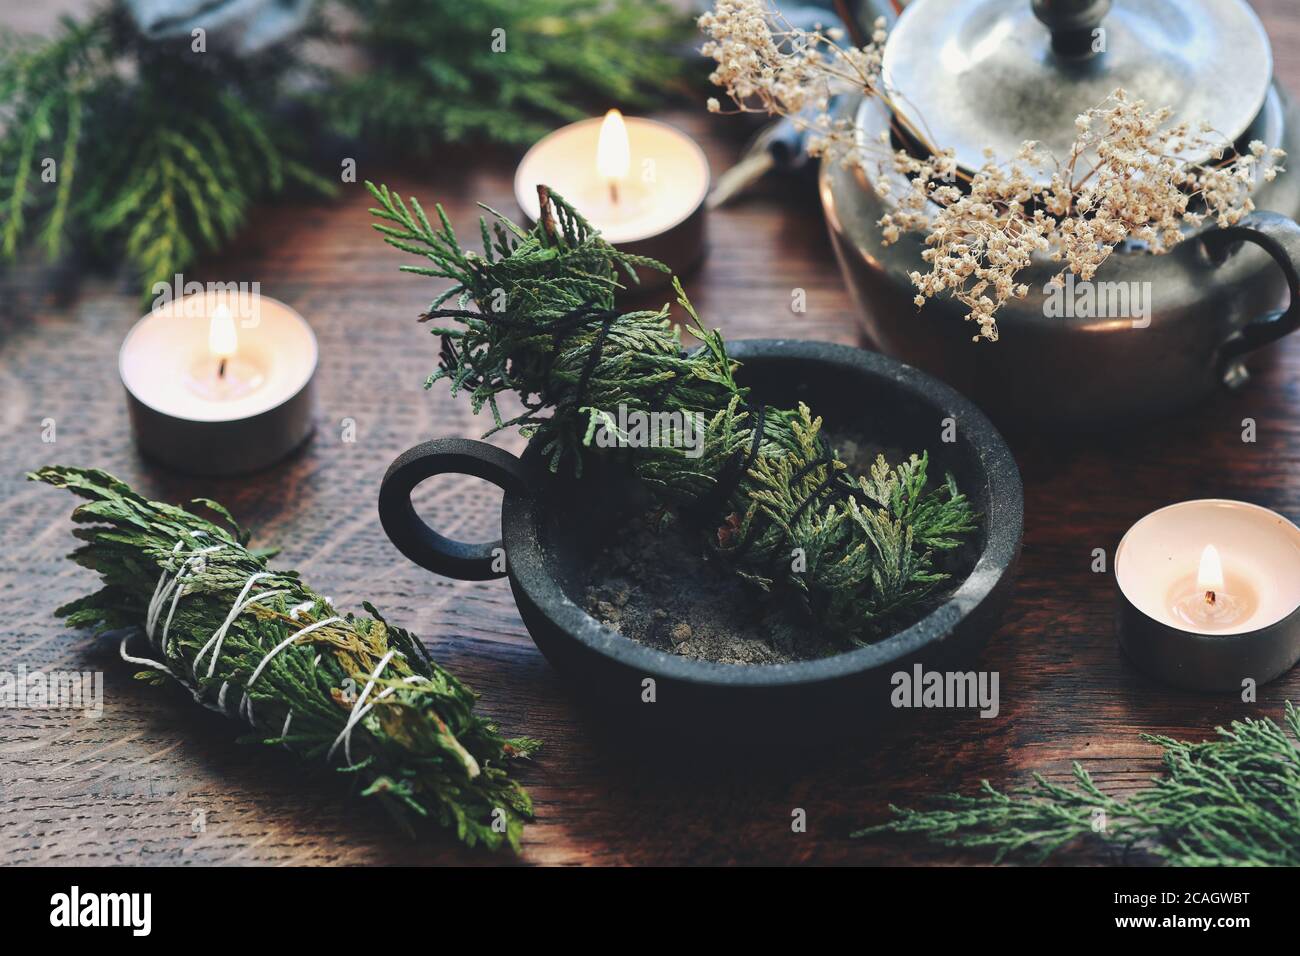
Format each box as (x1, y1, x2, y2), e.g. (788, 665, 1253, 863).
(700, 0, 1286, 341)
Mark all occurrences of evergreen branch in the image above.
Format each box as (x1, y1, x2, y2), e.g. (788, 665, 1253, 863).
(39, 88, 81, 258)
(2, 0, 689, 294)
(854, 703, 1300, 866)
(31, 466, 538, 853)
(0, 5, 332, 297)
(0, 13, 111, 260)
(367, 182, 978, 645)
(323, 0, 694, 151)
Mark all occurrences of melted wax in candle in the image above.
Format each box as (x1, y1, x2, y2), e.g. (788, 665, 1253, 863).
(1168, 572, 1258, 632)
(185, 354, 265, 402)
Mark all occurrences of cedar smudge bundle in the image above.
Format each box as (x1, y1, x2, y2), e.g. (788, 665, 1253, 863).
(367, 182, 978, 644)
(31, 467, 538, 852)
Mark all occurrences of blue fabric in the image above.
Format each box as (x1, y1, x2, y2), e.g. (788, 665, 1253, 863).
(124, 0, 314, 56)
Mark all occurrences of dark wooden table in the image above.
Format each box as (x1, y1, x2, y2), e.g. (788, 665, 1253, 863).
(4, 2, 1300, 866)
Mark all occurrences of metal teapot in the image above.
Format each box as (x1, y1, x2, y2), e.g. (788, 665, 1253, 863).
(822, 0, 1300, 428)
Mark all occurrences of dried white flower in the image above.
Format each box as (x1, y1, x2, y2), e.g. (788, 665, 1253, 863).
(699, 1, 1287, 342)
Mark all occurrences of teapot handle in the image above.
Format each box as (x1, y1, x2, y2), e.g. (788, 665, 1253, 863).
(1201, 211, 1300, 389)
(377, 438, 531, 581)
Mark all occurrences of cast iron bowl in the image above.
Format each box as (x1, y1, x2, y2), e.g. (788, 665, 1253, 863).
(379, 340, 1023, 746)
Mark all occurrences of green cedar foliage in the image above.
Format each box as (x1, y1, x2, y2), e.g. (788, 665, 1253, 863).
(1, 0, 689, 295)
(366, 181, 978, 646)
(31, 466, 539, 852)
(856, 702, 1300, 866)
(0, 6, 331, 298)
(324, 0, 693, 150)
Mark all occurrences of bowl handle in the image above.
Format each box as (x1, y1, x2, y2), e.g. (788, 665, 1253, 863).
(378, 438, 531, 581)
(1202, 211, 1300, 388)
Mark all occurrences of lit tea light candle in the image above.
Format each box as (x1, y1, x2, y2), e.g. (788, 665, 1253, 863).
(1115, 500, 1300, 691)
(514, 109, 709, 289)
(119, 291, 317, 476)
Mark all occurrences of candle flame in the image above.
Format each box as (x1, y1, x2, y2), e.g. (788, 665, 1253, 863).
(1197, 543, 1224, 603)
(208, 304, 237, 359)
(596, 109, 630, 191)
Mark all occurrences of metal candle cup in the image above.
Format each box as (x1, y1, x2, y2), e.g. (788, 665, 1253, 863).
(1115, 500, 1300, 692)
(513, 112, 709, 291)
(119, 291, 317, 476)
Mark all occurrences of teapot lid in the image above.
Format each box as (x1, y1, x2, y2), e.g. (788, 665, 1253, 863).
(880, 0, 1273, 178)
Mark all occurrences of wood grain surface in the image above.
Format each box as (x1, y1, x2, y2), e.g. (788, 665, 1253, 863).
(3, 1, 1300, 866)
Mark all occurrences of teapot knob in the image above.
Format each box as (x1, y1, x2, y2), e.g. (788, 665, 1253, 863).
(1031, 0, 1111, 59)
